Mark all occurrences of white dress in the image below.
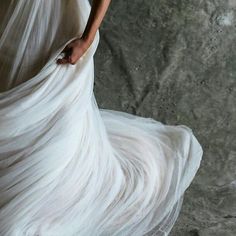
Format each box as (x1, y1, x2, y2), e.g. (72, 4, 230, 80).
(0, 1, 203, 235)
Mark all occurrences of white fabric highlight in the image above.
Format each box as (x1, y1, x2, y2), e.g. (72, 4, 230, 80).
(0, 1, 203, 235)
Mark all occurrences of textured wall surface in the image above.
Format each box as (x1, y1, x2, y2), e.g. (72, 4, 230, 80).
(93, 0, 236, 235)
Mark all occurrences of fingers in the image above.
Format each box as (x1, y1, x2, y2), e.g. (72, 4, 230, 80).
(57, 46, 74, 65)
(56, 40, 84, 65)
(57, 57, 70, 64)
(57, 53, 79, 65)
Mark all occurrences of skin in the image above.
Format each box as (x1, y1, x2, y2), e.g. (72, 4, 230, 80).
(57, 0, 111, 65)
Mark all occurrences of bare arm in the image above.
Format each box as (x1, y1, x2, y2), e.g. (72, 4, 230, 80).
(82, 0, 111, 44)
(57, 0, 111, 65)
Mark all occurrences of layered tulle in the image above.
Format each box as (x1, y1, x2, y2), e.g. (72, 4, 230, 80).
(0, 1, 203, 235)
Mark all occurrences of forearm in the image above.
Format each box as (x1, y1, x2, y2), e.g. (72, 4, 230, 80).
(81, 0, 111, 43)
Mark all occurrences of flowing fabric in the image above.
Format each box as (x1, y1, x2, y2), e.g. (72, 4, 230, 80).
(0, 1, 203, 235)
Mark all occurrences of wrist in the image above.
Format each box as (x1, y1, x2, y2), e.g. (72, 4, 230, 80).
(81, 34, 94, 44)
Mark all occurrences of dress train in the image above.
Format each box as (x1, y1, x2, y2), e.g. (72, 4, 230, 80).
(0, 1, 203, 235)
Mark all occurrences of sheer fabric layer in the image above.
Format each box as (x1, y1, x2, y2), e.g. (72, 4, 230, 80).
(0, 1, 203, 236)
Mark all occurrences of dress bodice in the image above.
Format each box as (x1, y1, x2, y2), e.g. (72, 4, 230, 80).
(0, 0, 88, 92)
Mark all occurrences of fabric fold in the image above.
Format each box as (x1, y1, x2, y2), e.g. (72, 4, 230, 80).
(0, 1, 203, 235)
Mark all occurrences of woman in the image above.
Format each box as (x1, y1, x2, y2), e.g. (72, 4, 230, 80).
(0, 0, 203, 235)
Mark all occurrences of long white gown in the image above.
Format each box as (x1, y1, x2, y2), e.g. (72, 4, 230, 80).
(0, 1, 203, 235)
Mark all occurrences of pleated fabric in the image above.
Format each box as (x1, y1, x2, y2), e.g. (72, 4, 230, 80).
(0, 1, 203, 235)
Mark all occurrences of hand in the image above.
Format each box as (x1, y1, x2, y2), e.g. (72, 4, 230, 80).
(56, 37, 93, 65)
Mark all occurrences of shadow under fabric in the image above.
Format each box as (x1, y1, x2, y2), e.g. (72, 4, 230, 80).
(0, 0, 203, 235)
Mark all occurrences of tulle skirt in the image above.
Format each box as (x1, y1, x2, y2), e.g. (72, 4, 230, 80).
(0, 1, 203, 235)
